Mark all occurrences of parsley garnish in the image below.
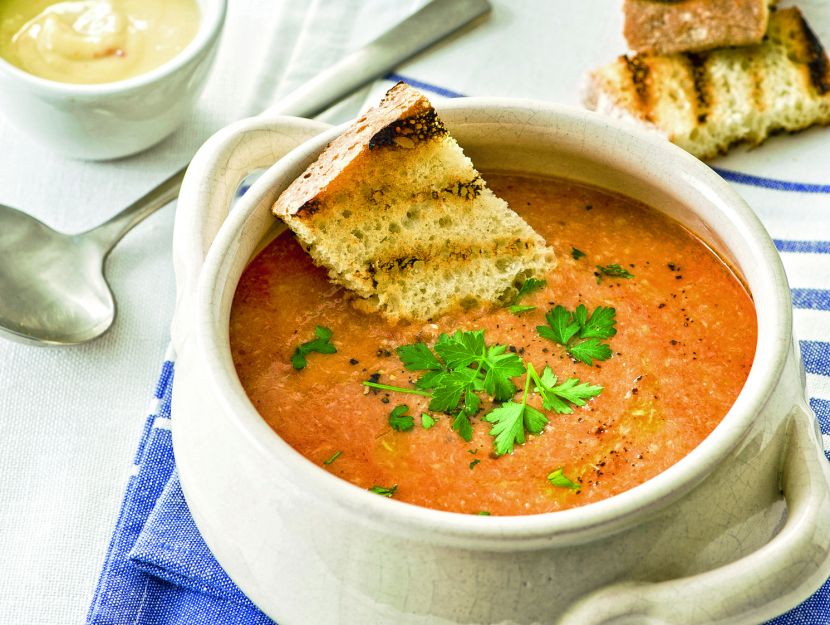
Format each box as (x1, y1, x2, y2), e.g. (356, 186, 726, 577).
(322, 451, 341, 465)
(366, 330, 525, 430)
(363, 330, 603, 456)
(571, 247, 586, 260)
(533, 365, 603, 413)
(477, 510, 491, 515)
(469, 459, 480, 470)
(508, 277, 546, 314)
(388, 404, 414, 431)
(291, 326, 336, 370)
(537, 304, 616, 365)
(369, 484, 398, 497)
(482, 363, 600, 456)
(547, 468, 580, 491)
(483, 369, 548, 456)
(595, 263, 634, 283)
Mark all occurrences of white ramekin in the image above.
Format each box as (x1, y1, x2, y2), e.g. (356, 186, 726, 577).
(170, 101, 830, 625)
(0, 0, 226, 160)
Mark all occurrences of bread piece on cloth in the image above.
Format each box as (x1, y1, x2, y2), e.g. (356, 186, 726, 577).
(272, 82, 555, 322)
(624, 0, 776, 55)
(584, 7, 830, 160)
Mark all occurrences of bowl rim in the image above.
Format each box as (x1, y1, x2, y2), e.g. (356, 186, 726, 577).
(0, 0, 226, 96)
(194, 98, 793, 543)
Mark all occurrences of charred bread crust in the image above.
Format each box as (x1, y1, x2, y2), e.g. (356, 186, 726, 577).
(778, 8, 830, 95)
(274, 82, 443, 219)
(623, 0, 773, 55)
(369, 108, 447, 149)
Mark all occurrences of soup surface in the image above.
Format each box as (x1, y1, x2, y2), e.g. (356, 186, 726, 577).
(230, 174, 757, 515)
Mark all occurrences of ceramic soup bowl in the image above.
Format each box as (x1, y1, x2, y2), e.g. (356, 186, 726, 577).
(170, 100, 830, 625)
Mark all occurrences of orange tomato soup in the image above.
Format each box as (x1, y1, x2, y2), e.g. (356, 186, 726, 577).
(230, 174, 757, 515)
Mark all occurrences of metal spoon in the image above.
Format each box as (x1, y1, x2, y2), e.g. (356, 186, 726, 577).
(0, 0, 490, 346)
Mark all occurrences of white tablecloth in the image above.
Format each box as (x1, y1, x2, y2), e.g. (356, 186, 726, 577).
(2, 1, 828, 623)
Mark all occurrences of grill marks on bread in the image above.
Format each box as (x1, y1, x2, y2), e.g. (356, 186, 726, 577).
(272, 83, 555, 322)
(585, 8, 830, 160)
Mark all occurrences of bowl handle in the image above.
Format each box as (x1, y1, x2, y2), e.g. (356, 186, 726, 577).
(171, 114, 332, 350)
(557, 403, 830, 625)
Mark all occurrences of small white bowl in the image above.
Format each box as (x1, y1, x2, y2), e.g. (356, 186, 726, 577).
(0, 0, 226, 160)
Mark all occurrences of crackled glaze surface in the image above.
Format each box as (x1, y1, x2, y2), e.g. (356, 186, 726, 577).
(171, 103, 830, 625)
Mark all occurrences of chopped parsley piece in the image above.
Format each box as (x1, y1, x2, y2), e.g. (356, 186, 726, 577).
(420, 413, 436, 429)
(596, 263, 634, 283)
(477, 510, 491, 516)
(369, 484, 398, 497)
(508, 304, 537, 314)
(508, 277, 546, 315)
(469, 459, 480, 470)
(388, 404, 414, 431)
(322, 451, 341, 465)
(516, 277, 546, 299)
(571, 247, 586, 260)
(547, 468, 580, 491)
(483, 369, 548, 456)
(290, 326, 336, 370)
(537, 304, 616, 365)
(532, 365, 603, 413)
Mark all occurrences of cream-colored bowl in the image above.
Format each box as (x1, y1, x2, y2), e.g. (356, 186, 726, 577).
(0, 0, 226, 160)
(170, 101, 830, 625)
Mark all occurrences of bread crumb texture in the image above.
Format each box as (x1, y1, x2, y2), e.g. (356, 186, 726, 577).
(272, 82, 556, 322)
(585, 7, 830, 160)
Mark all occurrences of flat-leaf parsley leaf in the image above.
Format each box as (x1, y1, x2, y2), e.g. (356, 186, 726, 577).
(532, 365, 602, 413)
(547, 468, 580, 491)
(291, 326, 336, 370)
(388, 404, 414, 431)
(537, 304, 616, 365)
(483, 370, 548, 456)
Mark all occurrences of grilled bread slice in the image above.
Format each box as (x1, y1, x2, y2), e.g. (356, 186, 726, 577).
(272, 82, 555, 322)
(624, 0, 776, 55)
(584, 7, 830, 160)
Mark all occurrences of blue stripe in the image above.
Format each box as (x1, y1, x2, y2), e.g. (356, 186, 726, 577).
(384, 73, 465, 99)
(713, 168, 830, 194)
(774, 240, 830, 254)
(811, 398, 830, 434)
(792, 289, 830, 311)
(154, 360, 174, 400)
(801, 341, 830, 376)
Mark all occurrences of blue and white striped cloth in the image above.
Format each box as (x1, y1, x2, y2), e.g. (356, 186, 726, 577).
(86, 76, 830, 625)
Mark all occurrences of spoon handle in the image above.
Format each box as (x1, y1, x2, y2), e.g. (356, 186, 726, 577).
(84, 168, 186, 253)
(83, 0, 490, 254)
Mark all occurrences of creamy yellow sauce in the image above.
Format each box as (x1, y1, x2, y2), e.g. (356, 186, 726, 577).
(0, 0, 200, 84)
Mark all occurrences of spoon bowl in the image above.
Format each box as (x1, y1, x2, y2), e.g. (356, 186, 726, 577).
(0, 205, 114, 345)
